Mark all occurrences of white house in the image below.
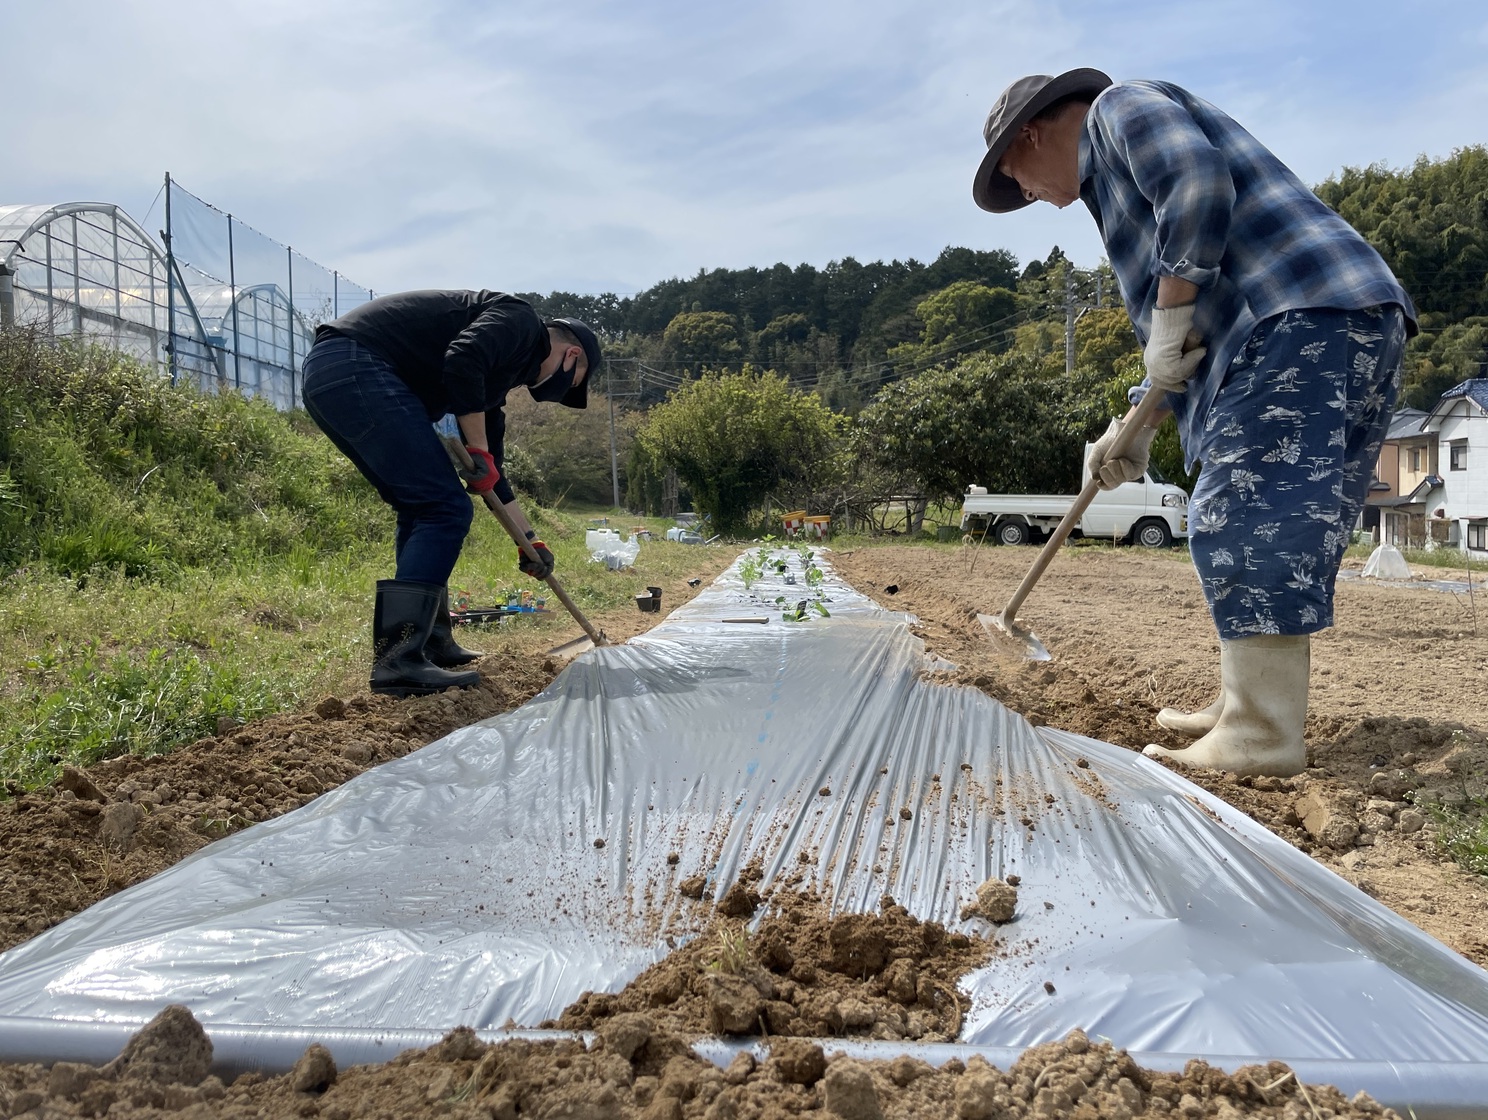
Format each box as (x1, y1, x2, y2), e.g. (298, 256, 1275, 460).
(1414, 379, 1488, 555)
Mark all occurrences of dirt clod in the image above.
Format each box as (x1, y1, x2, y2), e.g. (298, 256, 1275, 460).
(288, 1043, 337, 1093)
(57, 766, 106, 803)
(702, 973, 763, 1034)
(961, 877, 1019, 924)
(824, 1058, 884, 1119)
(554, 892, 990, 1044)
(102, 1004, 212, 1085)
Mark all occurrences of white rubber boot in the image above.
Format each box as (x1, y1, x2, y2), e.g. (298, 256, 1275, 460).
(1143, 634, 1308, 778)
(1155, 692, 1224, 738)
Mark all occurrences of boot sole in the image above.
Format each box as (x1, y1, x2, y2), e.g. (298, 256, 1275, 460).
(370, 680, 479, 698)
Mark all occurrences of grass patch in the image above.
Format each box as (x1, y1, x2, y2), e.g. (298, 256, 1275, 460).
(1345, 540, 1484, 573)
(1430, 796, 1488, 878)
(0, 329, 734, 791)
(0, 509, 727, 791)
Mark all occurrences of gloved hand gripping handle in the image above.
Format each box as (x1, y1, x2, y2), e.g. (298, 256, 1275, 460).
(997, 387, 1168, 629)
(439, 435, 605, 649)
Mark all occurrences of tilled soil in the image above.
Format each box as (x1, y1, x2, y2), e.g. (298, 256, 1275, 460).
(552, 890, 998, 1044)
(832, 543, 1488, 968)
(0, 542, 1478, 1118)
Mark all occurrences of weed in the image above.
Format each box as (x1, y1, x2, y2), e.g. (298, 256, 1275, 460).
(4, 644, 280, 787)
(1430, 796, 1488, 878)
(708, 924, 753, 974)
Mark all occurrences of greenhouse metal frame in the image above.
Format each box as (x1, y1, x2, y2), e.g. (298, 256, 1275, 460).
(0, 182, 372, 411)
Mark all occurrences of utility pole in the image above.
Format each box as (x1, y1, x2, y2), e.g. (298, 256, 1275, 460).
(606, 357, 621, 509)
(1064, 265, 1076, 374)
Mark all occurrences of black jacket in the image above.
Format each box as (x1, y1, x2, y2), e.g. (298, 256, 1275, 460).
(318, 290, 550, 501)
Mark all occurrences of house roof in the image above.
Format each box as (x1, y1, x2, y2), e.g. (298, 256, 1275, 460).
(1370, 475, 1445, 509)
(1425, 378, 1488, 428)
(1384, 407, 1429, 441)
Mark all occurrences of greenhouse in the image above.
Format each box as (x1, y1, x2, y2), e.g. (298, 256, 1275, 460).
(0, 202, 221, 392)
(0, 182, 371, 411)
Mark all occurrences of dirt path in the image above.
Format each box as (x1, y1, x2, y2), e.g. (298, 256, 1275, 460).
(831, 543, 1488, 968)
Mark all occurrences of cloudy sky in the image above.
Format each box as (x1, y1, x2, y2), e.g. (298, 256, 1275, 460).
(4, 0, 1484, 298)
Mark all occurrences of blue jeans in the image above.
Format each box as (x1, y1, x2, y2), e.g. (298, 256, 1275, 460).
(302, 335, 473, 586)
(1188, 305, 1406, 638)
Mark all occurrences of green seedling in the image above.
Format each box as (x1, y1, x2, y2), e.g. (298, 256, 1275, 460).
(739, 553, 763, 590)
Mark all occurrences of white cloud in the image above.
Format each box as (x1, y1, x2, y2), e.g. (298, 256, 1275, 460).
(3, 0, 1486, 299)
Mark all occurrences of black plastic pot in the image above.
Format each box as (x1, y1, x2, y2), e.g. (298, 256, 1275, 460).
(635, 586, 663, 613)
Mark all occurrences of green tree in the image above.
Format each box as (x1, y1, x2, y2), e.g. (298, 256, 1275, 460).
(1316, 147, 1488, 406)
(661, 311, 744, 375)
(637, 368, 845, 535)
(503, 388, 627, 506)
(855, 352, 1107, 503)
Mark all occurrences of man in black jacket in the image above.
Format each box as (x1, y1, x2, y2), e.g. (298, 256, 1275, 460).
(301, 290, 601, 697)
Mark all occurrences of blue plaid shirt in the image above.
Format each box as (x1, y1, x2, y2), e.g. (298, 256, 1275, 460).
(1079, 81, 1416, 465)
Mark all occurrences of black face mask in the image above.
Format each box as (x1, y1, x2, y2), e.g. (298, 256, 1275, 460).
(529, 359, 575, 403)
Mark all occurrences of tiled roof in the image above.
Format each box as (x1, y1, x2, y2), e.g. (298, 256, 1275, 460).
(1438, 378, 1488, 413)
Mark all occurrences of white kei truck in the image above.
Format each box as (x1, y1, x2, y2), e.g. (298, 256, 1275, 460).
(959, 457, 1189, 549)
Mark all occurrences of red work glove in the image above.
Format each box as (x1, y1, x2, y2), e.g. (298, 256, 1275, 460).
(518, 540, 555, 580)
(462, 447, 500, 494)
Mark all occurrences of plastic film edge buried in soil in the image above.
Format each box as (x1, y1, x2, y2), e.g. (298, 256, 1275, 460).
(0, 548, 1486, 1116)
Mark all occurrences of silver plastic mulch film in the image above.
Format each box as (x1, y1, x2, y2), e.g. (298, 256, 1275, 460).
(0, 551, 1486, 1116)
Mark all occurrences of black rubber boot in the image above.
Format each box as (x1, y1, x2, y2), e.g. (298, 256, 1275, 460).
(425, 587, 481, 668)
(370, 579, 480, 697)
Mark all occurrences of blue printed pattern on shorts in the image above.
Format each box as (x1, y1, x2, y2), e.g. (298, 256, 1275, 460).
(1189, 305, 1406, 639)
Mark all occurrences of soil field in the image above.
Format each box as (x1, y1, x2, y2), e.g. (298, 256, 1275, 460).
(832, 543, 1488, 969)
(0, 541, 1482, 1118)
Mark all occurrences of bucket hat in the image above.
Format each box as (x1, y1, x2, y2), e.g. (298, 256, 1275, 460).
(972, 68, 1112, 213)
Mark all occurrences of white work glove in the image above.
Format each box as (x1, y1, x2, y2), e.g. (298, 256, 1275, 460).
(1144, 304, 1207, 393)
(1087, 418, 1158, 491)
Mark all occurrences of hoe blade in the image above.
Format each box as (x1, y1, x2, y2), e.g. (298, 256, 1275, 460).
(977, 611, 1051, 662)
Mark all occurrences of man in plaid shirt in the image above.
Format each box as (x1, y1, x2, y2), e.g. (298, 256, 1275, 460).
(973, 70, 1415, 778)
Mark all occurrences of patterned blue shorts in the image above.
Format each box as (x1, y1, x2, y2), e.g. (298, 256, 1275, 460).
(1188, 305, 1407, 639)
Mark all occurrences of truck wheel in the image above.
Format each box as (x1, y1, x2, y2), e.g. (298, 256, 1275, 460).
(996, 520, 1031, 546)
(1133, 519, 1173, 549)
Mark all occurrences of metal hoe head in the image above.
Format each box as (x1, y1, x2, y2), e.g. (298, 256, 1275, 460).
(545, 633, 597, 663)
(977, 610, 1051, 661)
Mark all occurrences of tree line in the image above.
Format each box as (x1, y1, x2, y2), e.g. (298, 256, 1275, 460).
(504, 147, 1488, 530)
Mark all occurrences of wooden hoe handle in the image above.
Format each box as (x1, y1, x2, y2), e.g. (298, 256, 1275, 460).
(998, 388, 1168, 626)
(439, 435, 606, 648)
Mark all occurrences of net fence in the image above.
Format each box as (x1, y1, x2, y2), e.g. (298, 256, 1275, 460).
(0, 179, 373, 412)
(166, 178, 373, 409)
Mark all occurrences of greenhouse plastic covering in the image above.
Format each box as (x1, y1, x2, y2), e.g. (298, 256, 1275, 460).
(1360, 542, 1413, 579)
(1, 553, 1487, 1116)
